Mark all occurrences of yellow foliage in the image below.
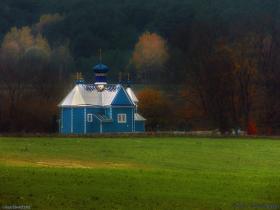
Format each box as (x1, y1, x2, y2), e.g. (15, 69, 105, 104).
(231, 34, 259, 75)
(34, 34, 51, 55)
(1, 41, 20, 58)
(36, 13, 64, 32)
(1, 27, 33, 56)
(1, 26, 51, 58)
(18, 27, 34, 49)
(138, 88, 165, 108)
(132, 32, 168, 70)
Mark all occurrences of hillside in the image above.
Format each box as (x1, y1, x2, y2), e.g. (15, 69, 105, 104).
(0, 0, 277, 77)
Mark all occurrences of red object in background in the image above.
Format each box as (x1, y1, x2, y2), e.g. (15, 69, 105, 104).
(247, 120, 257, 135)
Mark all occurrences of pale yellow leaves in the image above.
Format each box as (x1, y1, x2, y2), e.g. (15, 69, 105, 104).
(1, 26, 51, 59)
(132, 32, 168, 70)
(35, 13, 64, 32)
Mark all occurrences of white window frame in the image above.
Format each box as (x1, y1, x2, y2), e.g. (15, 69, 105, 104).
(117, 113, 127, 123)
(87, 113, 93, 122)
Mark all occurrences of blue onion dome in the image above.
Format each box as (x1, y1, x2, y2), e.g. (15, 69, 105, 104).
(93, 63, 110, 73)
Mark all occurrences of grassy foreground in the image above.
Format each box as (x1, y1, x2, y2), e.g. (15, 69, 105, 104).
(0, 137, 280, 210)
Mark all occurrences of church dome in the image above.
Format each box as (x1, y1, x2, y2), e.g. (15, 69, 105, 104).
(93, 63, 109, 73)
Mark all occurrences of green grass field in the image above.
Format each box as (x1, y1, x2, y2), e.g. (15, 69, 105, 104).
(1, 137, 280, 210)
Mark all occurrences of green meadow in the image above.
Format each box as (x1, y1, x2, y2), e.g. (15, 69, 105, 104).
(0, 137, 280, 210)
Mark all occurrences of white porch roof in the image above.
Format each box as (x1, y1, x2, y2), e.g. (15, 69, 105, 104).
(134, 113, 146, 121)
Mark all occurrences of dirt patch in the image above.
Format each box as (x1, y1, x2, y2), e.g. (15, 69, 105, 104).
(0, 158, 145, 170)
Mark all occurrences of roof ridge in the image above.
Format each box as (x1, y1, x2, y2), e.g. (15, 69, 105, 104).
(59, 84, 131, 107)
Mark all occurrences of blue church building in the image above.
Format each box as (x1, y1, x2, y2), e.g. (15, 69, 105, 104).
(58, 63, 145, 134)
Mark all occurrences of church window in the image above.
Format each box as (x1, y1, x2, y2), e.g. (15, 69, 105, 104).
(87, 114, 93, 122)
(117, 114, 126, 123)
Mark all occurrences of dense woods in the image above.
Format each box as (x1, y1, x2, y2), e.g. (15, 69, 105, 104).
(0, 0, 280, 134)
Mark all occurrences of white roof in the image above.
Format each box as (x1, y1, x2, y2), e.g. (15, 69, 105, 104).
(134, 113, 146, 121)
(126, 87, 139, 103)
(59, 84, 121, 107)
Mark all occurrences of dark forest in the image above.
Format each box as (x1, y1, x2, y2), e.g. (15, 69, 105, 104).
(0, 0, 280, 134)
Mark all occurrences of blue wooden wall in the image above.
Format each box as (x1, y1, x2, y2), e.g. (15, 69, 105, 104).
(60, 106, 146, 134)
(85, 107, 102, 133)
(135, 121, 145, 132)
(60, 107, 100, 134)
(61, 107, 71, 134)
(73, 108, 85, 134)
(102, 107, 134, 133)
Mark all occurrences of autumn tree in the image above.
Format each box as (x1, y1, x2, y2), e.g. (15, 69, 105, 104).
(131, 32, 169, 83)
(187, 29, 263, 133)
(0, 26, 36, 117)
(229, 34, 259, 130)
(257, 18, 280, 134)
(137, 88, 172, 130)
(178, 89, 207, 131)
(35, 13, 64, 33)
(0, 23, 73, 131)
(204, 44, 238, 133)
(187, 38, 239, 133)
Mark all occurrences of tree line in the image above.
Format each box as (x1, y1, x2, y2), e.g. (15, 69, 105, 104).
(0, 17, 73, 132)
(0, 0, 279, 134)
(136, 30, 280, 134)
